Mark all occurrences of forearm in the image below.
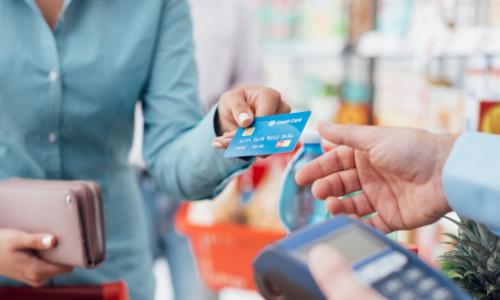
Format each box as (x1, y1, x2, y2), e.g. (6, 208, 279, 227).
(443, 132, 500, 235)
(141, 0, 251, 199)
(146, 107, 251, 200)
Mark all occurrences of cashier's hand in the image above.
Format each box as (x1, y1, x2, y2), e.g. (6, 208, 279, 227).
(296, 123, 455, 233)
(309, 245, 384, 300)
(213, 86, 291, 149)
(0, 229, 73, 287)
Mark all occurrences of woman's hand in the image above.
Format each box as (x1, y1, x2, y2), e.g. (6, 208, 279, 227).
(213, 86, 291, 149)
(0, 229, 73, 287)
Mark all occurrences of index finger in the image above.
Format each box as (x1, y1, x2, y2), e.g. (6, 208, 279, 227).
(251, 88, 289, 117)
(295, 145, 356, 186)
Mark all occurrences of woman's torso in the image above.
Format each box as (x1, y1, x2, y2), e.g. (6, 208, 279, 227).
(0, 0, 177, 298)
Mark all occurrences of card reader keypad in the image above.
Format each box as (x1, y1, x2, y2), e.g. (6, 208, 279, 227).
(357, 251, 454, 300)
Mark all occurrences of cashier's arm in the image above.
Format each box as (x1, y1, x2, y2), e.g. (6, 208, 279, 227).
(296, 123, 500, 235)
(295, 123, 454, 233)
(441, 132, 500, 235)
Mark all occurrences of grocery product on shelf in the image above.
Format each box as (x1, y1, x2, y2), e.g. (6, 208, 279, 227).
(334, 53, 374, 125)
(336, 102, 371, 125)
(308, 81, 341, 125)
(464, 55, 489, 131)
(490, 0, 500, 27)
(488, 56, 500, 99)
(347, 0, 376, 45)
(480, 57, 500, 134)
(426, 79, 465, 134)
(253, 0, 299, 45)
(373, 58, 425, 128)
(455, 0, 482, 27)
(296, 0, 346, 44)
(376, 0, 413, 36)
(425, 58, 465, 133)
(342, 54, 372, 103)
(479, 101, 500, 134)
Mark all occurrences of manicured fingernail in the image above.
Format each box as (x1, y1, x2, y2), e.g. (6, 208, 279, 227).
(239, 112, 250, 123)
(42, 235, 54, 247)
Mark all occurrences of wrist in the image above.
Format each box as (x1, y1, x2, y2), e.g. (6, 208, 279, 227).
(433, 133, 457, 215)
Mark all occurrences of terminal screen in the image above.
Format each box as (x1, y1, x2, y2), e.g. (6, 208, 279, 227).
(297, 226, 388, 264)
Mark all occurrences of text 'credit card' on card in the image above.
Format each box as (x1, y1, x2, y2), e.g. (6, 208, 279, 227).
(224, 111, 311, 158)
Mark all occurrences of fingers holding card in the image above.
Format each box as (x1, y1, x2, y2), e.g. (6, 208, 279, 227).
(224, 111, 311, 158)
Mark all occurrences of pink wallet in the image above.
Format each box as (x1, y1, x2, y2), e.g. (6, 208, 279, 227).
(0, 179, 106, 269)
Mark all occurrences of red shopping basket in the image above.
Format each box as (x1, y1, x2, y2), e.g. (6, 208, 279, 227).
(0, 281, 128, 300)
(175, 203, 285, 291)
(176, 203, 420, 291)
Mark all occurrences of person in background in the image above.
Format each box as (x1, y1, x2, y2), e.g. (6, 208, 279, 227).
(295, 123, 500, 299)
(0, 1, 290, 300)
(191, 0, 264, 110)
(128, 0, 264, 299)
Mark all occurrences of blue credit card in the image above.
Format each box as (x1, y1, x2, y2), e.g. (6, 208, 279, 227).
(224, 111, 311, 158)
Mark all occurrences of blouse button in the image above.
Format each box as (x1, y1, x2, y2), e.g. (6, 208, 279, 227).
(48, 132, 58, 143)
(49, 71, 59, 82)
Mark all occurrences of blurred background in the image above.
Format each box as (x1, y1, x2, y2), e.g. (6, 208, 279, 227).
(155, 0, 500, 299)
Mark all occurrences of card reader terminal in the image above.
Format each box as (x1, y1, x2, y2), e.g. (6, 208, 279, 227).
(253, 216, 471, 300)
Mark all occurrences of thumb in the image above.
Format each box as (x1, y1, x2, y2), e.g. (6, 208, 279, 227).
(318, 122, 382, 151)
(309, 245, 383, 300)
(229, 96, 254, 128)
(10, 232, 57, 251)
(237, 111, 254, 128)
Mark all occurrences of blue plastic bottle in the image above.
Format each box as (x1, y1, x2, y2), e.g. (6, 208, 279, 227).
(279, 133, 328, 231)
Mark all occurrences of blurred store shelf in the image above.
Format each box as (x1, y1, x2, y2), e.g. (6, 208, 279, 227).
(263, 39, 346, 61)
(358, 27, 500, 58)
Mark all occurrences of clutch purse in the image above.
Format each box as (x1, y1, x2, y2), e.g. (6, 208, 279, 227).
(0, 179, 106, 269)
